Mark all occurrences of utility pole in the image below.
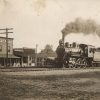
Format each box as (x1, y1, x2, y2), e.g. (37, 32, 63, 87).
(0, 28, 13, 67)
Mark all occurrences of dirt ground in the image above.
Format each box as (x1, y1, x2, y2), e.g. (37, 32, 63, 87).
(0, 68, 100, 100)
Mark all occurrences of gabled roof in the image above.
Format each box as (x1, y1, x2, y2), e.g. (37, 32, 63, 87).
(13, 47, 35, 57)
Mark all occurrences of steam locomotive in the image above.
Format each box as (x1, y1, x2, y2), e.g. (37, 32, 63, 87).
(55, 41, 100, 68)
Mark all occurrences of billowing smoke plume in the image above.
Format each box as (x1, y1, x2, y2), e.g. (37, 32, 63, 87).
(62, 18, 100, 37)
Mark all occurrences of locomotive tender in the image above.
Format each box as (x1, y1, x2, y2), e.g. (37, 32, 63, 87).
(56, 41, 100, 68)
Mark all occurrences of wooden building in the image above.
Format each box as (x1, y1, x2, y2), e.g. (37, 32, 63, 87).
(13, 47, 35, 67)
(0, 37, 20, 67)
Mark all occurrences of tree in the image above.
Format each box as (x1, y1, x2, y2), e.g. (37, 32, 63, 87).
(40, 44, 54, 54)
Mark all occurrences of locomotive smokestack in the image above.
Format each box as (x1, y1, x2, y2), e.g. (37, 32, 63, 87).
(62, 17, 100, 37)
(62, 33, 65, 44)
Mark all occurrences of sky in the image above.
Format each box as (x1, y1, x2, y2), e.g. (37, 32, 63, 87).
(0, 0, 100, 52)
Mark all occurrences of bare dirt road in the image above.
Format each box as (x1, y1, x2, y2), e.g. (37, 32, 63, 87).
(0, 68, 100, 100)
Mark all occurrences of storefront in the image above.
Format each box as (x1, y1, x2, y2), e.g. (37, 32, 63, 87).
(0, 54, 20, 67)
(13, 48, 35, 67)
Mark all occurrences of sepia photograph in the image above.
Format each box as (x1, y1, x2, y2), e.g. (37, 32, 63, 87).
(0, 0, 100, 100)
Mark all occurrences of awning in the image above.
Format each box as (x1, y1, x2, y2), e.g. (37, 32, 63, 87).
(0, 54, 20, 58)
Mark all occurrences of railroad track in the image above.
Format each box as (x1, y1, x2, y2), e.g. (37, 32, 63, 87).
(0, 67, 99, 72)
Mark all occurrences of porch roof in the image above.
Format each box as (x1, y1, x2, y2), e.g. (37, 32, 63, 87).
(0, 54, 20, 58)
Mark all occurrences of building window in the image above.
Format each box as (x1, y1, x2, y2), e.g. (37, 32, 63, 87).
(8, 46, 10, 52)
(0, 45, 2, 52)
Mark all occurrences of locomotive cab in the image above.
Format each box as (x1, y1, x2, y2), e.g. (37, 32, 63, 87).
(79, 44, 95, 58)
(88, 45, 95, 58)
